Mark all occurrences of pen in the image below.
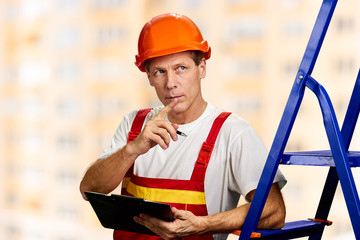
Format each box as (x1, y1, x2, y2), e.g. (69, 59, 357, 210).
(176, 130, 187, 137)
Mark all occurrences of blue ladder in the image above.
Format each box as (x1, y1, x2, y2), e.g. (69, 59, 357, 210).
(236, 0, 360, 239)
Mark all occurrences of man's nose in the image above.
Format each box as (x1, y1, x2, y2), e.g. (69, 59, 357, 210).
(166, 71, 177, 89)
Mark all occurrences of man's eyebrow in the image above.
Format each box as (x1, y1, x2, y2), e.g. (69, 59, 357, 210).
(150, 66, 165, 71)
(151, 62, 187, 70)
(173, 61, 189, 67)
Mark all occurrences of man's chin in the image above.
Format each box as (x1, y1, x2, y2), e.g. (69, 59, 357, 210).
(170, 104, 186, 114)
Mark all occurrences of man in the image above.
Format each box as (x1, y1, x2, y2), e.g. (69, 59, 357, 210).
(80, 13, 286, 240)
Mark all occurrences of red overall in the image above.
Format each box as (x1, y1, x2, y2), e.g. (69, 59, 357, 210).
(114, 108, 231, 240)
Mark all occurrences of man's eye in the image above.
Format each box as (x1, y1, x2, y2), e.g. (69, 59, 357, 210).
(155, 70, 165, 75)
(178, 66, 186, 71)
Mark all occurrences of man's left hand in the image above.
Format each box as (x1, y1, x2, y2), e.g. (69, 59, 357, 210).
(133, 207, 205, 240)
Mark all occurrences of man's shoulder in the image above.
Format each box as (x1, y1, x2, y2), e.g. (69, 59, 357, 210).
(208, 107, 254, 138)
(209, 105, 251, 130)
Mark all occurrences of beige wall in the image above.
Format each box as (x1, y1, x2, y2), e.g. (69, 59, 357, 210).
(1, 0, 359, 239)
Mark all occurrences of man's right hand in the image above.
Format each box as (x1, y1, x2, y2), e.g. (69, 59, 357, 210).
(79, 101, 179, 199)
(129, 100, 179, 156)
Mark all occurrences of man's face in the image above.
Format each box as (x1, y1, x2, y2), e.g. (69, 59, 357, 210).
(146, 51, 206, 116)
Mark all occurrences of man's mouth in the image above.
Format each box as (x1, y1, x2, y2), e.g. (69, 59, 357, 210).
(165, 95, 183, 100)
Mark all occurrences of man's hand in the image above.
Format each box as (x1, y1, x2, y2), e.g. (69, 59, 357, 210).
(130, 101, 179, 155)
(132, 183, 285, 238)
(134, 207, 205, 240)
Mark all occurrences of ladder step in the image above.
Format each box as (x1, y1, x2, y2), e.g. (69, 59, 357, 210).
(234, 219, 331, 239)
(280, 150, 360, 167)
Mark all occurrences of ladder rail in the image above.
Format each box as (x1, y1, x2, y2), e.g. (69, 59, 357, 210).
(313, 69, 360, 225)
(309, 69, 360, 233)
(306, 76, 360, 239)
(238, 1, 338, 239)
(341, 69, 360, 149)
(297, 0, 338, 77)
(310, 167, 338, 240)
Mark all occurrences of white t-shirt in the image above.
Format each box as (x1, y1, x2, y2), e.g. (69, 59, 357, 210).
(99, 103, 286, 240)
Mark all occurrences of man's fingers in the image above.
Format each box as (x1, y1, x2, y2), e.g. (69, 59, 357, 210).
(134, 215, 161, 235)
(134, 214, 175, 240)
(138, 100, 179, 152)
(149, 100, 179, 142)
(155, 99, 177, 120)
(150, 129, 171, 149)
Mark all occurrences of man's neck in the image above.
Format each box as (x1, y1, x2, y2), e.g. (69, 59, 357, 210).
(168, 100, 207, 124)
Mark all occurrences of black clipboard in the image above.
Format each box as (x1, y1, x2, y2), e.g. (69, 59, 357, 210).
(85, 191, 175, 235)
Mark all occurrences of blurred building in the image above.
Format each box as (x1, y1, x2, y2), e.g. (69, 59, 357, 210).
(0, 0, 359, 239)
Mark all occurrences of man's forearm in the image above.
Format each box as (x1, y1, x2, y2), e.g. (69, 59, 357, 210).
(79, 143, 139, 200)
(193, 203, 251, 235)
(202, 202, 284, 235)
(198, 183, 286, 235)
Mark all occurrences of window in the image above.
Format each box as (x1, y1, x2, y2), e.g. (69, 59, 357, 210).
(21, 166, 44, 189)
(3, 4, 19, 21)
(95, 96, 125, 115)
(185, 0, 203, 7)
(92, 0, 126, 8)
(5, 192, 19, 206)
(224, 17, 264, 45)
(95, 25, 127, 45)
(20, 133, 44, 153)
(336, 58, 355, 74)
(57, 0, 80, 11)
(22, 97, 43, 118)
(335, 17, 355, 33)
(56, 135, 79, 152)
(55, 27, 80, 49)
(223, 95, 261, 113)
(56, 98, 79, 116)
(5, 224, 20, 239)
(20, 0, 48, 19)
(284, 61, 300, 76)
(281, 0, 300, 9)
(92, 59, 127, 79)
(1, 98, 18, 116)
(6, 162, 19, 176)
(222, 58, 262, 77)
(18, 61, 50, 86)
(57, 170, 78, 185)
(5, 131, 18, 147)
(283, 20, 304, 37)
(56, 62, 80, 82)
(57, 204, 78, 220)
(2, 66, 18, 83)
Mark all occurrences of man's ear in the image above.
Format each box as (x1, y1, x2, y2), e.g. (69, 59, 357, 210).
(199, 58, 206, 79)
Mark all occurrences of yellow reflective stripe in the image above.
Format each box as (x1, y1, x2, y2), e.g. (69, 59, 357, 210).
(122, 177, 130, 189)
(127, 181, 206, 205)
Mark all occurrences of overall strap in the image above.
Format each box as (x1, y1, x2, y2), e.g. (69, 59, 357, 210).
(190, 112, 232, 182)
(127, 108, 152, 143)
(124, 108, 152, 184)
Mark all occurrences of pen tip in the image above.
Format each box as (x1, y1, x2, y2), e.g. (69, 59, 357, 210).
(176, 130, 187, 137)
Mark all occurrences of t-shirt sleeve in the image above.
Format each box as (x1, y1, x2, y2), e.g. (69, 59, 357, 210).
(228, 126, 287, 199)
(97, 110, 137, 160)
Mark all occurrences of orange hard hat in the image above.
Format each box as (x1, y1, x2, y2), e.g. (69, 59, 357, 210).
(135, 13, 211, 72)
